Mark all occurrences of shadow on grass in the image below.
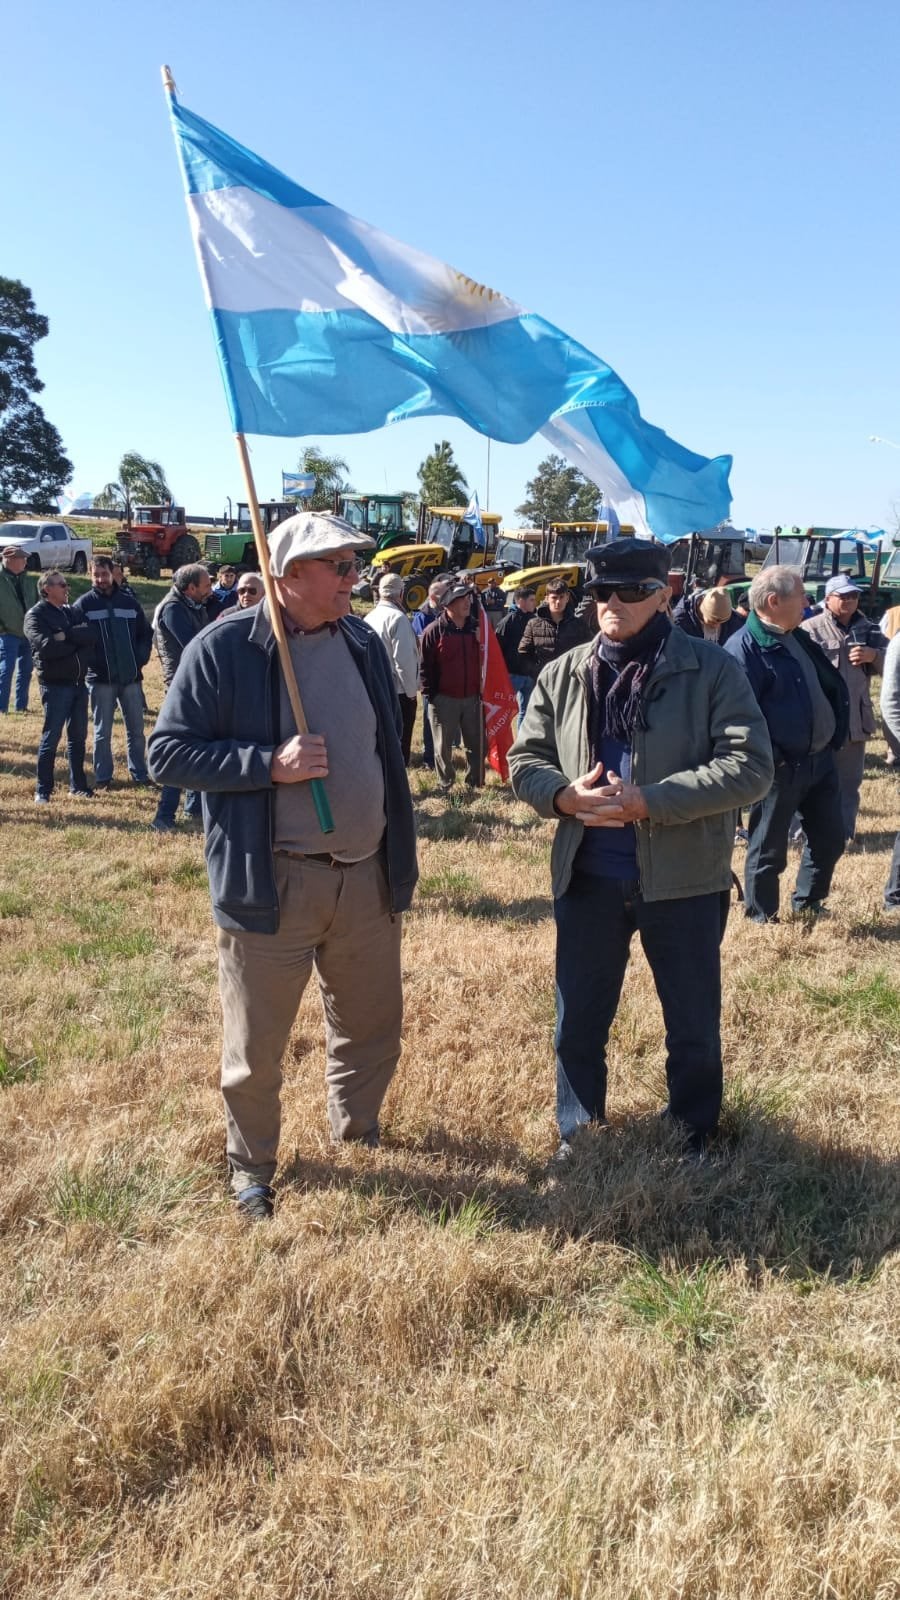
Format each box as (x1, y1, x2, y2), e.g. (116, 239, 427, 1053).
(280, 1114, 900, 1283)
(854, 828, 898, 851)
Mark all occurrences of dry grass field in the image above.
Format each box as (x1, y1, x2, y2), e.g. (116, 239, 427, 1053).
(1, 605, 899, 1599)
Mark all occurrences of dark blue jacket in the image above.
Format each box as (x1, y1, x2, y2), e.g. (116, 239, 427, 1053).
(153, 585, 210, 689)
(24, 599, 94, 687)
(147, 603, 418, 933)
(672, 591, 745, 645)
(725, 621, 849, 763)
(71, 584, 152, 686)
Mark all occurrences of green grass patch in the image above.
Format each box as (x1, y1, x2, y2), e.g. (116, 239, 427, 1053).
(417, 869, 481, 905)
(47, 1151, 212, 1237)
(414, 1190, 500, 1238)
(618, 1256, 731, 1348)
(720, 1072, 794, 1137)
(799, 969, 900, 1039)
(58, 929, 157, 963)
(169, 859, 209, 890)
(0, 889, 30, 918)
(0, 1041, 44, 1087)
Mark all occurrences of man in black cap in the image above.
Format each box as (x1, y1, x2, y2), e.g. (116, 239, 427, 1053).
(509, 538, 773, 1162)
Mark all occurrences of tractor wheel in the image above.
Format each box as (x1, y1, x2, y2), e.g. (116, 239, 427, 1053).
(169, 534, 202, 571)
(72, 552, 87, 574)
(142, 554, 162, 581)
(26, 553, 41, 572)
(404, 579, 428, 612)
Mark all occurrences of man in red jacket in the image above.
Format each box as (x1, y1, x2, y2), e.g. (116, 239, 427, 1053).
(419, 581, 483, 789)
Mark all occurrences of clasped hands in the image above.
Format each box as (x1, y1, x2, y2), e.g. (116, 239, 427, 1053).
(271, 733, 328, 784)
(554, 761, 649, 827)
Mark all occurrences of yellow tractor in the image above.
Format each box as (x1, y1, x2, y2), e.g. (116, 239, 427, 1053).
(499, 521, 632, 603)
(365, 505, 506, 611)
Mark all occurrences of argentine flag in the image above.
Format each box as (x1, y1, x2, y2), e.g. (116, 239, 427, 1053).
(168, 94, 732, 541)
(462, 491, 486, 549)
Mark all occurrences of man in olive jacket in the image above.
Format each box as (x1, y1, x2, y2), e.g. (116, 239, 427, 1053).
(0, 544, 39, 712)
(509, 539, 773, 1161)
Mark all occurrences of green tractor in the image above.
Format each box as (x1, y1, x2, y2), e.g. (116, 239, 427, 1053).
(203, 501, 295, 572)
(731, 528, 898, 618)
(334, 492, 410, 555)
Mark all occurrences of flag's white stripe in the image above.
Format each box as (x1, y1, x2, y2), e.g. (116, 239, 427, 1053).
(188, 188, 522, 335)
(540, 415, 652, 539)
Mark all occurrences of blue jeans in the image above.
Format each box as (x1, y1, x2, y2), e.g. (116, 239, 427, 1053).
(509, 672, 534, 721)
(36, 682, 89, 796)
(0, 634, 33, 712)
(885, 834, 900, 909)
(744, 750, 844, 922)
(421, 693, 434, 767)
(89, 679, 148, 783)
(154, 784, 202, 824)
(554, 872, 728, 1140)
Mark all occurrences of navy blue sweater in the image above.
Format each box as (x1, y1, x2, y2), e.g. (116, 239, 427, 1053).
(725, 621, 849, 762)
(148, 603, 418, 933)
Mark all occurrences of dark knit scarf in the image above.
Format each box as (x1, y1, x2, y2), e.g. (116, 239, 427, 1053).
(589, 611, 671, 756)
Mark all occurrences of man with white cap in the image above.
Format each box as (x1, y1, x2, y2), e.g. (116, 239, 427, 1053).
(801, 575, 886, 842)
(363, 572, 420, 765)
(148, 512, 418, 1221)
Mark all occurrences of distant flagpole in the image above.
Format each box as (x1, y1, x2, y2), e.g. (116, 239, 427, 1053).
(162, 65, 333, 834)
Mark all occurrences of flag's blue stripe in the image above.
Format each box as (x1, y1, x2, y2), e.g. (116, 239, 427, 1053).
(172, 99, 326, 208)
(211, 306, 731, 539)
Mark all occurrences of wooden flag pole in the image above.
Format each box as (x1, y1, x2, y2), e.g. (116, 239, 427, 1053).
(234, 432, 334, 835)
(162, 67, 331, 831)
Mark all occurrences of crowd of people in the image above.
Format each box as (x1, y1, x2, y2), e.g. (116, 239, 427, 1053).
(4, 517, 899, 1217)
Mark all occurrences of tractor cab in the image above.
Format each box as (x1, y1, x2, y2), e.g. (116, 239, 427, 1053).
(667, 528, 748, 601)
(751, 527, 888, 616)
(499, 520, 631, 604)
(235, 501, 294, 537)
(335, 492, 408, 554)
(116, 504, 200, 580)
(418, 505, 502, 568)
(133, 504, 186, 529)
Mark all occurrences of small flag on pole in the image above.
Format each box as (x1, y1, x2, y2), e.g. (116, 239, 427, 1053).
(167, 93, 732, 541)
(282, 471, 316, 499)
(462, 491, 485, 549)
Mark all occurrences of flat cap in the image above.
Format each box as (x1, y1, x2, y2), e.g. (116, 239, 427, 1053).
(582, 537, 669, 592)
(268, 511, 375, 577)
(378, 572, 405, 597)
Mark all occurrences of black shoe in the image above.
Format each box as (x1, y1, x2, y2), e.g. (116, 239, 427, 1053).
(234, 1183, 275, 1222)
(70, 787, 95, 799)
(131, 777, 154, 788)
(94, 780, 112, 791)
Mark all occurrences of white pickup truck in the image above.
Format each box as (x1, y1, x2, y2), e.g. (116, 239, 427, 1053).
(1, 520, 93, 573)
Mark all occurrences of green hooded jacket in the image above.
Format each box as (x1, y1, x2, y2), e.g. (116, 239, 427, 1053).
(0, 566, 39, 637)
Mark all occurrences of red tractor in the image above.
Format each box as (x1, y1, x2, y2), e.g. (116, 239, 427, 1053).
(115, 505, 202, 580)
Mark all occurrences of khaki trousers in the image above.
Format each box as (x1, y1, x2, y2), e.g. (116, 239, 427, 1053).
(217, 851, 403, 1186)
(428, 693, 482, 788)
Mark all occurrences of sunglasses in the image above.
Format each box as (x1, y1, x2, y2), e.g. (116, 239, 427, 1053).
(311, 557, 358, 577)
(592, 582, 664, 604)
(237, 585, 260, 595)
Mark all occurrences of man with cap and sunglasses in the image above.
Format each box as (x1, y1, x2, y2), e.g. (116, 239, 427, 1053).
(148, 512, 418, 1221)
(509, 538, 773, 1164)
(800, 574, 885, 843)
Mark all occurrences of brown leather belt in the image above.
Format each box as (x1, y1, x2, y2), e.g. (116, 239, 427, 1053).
(275, 848, 348, 869)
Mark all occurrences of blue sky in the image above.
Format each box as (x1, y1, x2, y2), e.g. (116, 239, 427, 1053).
(7, 0, 900, 532)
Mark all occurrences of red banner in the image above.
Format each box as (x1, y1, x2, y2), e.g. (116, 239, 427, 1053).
(480, 610, 519, 781)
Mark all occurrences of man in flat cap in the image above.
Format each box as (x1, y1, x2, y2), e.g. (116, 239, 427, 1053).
(419, 581, 483, 789)
(148, 512, 418, 1221)
(509, 538, 773, 1163)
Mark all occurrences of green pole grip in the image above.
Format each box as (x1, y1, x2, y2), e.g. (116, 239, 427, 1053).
(310, 777, 334, 835)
